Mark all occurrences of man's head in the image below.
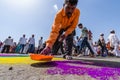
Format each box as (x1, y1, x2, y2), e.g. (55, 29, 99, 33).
(110, 30, 115, 34)
(8, 36, 11, 38)
(63, 0, 78, 18)
(40, 37, 43, 39)
(100, 33, 104, 36)
(78, 23, 83, 29)
(23, 34, 25, 37)
(32, 34, 34, 37)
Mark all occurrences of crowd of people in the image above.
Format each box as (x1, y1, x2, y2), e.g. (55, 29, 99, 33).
(0, 24, 120, 59)
(0, 34, 45, 54)
(72, 24, 120, 58)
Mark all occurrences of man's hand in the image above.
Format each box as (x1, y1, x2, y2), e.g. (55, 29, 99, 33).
(59, 34, 66, 42)
(40, 46, 51, 55)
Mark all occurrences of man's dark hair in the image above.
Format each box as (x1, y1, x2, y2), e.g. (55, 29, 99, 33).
(64, 0, 78, 5)
(78, 23, 83, 26)
(8, 36, 11, 38)
(110, 30, 115, 33)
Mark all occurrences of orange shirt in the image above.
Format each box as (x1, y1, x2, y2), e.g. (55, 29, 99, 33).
(46, 8, 80, 48)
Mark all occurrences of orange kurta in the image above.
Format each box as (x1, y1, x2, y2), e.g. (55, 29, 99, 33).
(46, 8, 80, 48)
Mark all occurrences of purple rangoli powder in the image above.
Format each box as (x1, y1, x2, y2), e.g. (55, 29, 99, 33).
(46, 61, 120, 80)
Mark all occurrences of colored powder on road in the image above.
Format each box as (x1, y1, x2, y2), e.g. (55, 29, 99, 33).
(47, 61, 120, 80)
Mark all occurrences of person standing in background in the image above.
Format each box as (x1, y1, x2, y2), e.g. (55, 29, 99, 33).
(98, 33, 108, 57)
(28, 34, 35, 53)
(78, 23, 96, 57)
(18, 34, 27, 53)
(37, 37, 43, 53)
(1, 36, 13, 53)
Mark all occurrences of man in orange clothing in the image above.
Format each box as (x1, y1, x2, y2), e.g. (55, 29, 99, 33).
(41, 0, 80, 60)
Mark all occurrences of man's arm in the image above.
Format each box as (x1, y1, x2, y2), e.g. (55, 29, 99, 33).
(46, 12, 62, 48)
(78, 36, 82, 41)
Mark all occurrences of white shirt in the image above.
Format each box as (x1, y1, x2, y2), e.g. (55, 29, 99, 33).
(108, 33, 119, 47)
(4, 38, 12, 46)
(38, 39, 43, 48)
(28, 37, 35, 45)
(19, 37, 27, 45)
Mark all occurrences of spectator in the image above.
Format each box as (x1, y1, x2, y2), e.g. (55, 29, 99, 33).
(78, 23, 96, 57)
(18, 34, 27, 53)
(28, 34, 35, 53)
(107, 30, 120, 56)
(98, 33, 108, 57)
(1, 36, 13, 53)
(37, 37, 43, 53)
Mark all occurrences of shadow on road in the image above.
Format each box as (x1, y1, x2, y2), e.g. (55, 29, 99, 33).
(31, 57, 120, 68)
(31, 61, 58, 68)
(72, 58, 120, 68)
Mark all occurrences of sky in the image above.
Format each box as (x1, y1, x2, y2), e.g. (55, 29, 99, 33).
(0, 0, 120, 46)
